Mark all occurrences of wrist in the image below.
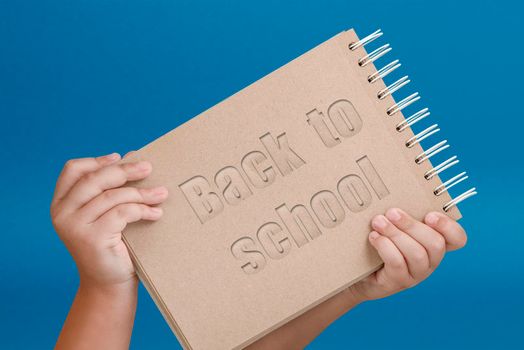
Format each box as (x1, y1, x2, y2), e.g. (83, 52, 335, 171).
(345, 285, 367, 306)
(79, 275, 138, 299)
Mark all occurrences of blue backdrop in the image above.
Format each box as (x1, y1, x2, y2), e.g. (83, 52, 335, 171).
(1, 0, 522, 349)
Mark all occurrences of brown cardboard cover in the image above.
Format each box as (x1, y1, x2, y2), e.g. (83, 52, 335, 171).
(122, 29, 460, 349)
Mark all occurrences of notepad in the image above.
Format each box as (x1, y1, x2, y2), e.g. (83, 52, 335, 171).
(122, 28, 476, 350)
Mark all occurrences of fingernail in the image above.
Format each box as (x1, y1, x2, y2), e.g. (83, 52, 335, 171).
(426, 213, 439, 225)
(150, 207, 163, 215)
(101, 153, 120, 162)
(151, 186, 168, 196)
(387, 208, 402, 222)
(136, 161, 152, 171)
(369, 231, 380, 240)
(372, 215, 387, 230)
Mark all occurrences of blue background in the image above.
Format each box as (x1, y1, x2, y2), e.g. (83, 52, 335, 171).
(1, 0, 522, 349)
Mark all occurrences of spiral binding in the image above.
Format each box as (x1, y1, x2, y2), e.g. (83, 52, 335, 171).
(349, 29, 477, 212)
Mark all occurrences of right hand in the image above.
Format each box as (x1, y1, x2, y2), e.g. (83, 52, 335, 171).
(348, 208, 467, 303)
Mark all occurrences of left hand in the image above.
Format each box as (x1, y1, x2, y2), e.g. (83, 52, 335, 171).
(348, 208, 467, 302)
(50, 153, 169, 290)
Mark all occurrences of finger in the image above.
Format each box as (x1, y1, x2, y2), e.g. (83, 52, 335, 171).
(424, 212, 467, 251)
(92, 203, 163, 234)
(53, 153, 121, 202)
(62, 161, 153, 212)
(79, 186, 169, 223)
(372, 215, 429, 279)
(385, 208, 446, 269)
(368, 231, 412, 288)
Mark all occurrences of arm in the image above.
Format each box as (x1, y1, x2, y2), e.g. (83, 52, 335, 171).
(247, 208, 467, 350)
(55, 280, 138, 350)
(51, 153, 169, 350)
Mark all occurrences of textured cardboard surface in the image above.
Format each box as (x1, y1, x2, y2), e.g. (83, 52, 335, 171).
(122, 29, 460, 349)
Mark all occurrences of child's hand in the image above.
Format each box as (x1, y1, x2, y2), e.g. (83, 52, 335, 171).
(50, 153, 169, 289)
(349, 208, 467, 302)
